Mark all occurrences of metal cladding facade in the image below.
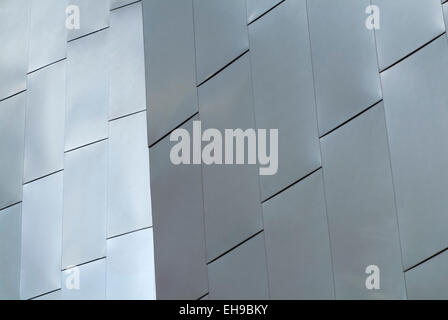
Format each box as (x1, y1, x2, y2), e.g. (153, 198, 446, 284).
(0, 0, 154, 300)
(1, 0, 448, 300)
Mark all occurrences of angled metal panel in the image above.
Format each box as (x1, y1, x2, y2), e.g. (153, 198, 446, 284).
(0, 204, 22, 300)
(143, 0, 198, 145)
(110, 0, 136, 10)
(0, 0, 29, 100)
(65, 29, 109, 151)
(263, 170, 334, 299)
(208, 233, 269, 300)
(28, 0, 67, 73)
(33, 290, 61, 300)
(193, 0, 249, 84)
(109, 2, 146, 119)
(307, 0, 382, 135)
(149, 117, 208, 300)
(62, 259, 106, 300)
(249, 0, 320, 200)
(0, 93, 26, 209)
(381, 36, 448, 269)
(246, 0, 282, 23)
(406, 252, 448, 300)
(321, 103, 406, 299)
(24, 60, 66, 183)
(108, 111, 152, 238)
(106, 229, 156, 300)
(62, 141, 108, 269)
(67, 0, 110, 41)
(372, 0, 445, 70)
(21, 172, 64, 300)
(198, 54, 263, 261)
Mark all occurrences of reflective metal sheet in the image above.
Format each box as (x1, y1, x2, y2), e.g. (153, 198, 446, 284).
(381, 36, 448, 269)
(0, 93, 26, 209)
(62, 140, 108, 269)
(208, 232, 269, 300)
(106, 229, 156, 300)
(0, 0, 29, 100)
(321, 103, 406, 299)
(0, 204, 22, 300)
(28, 0, 67, 72)
(24, 60, 66, 183)
(193, 0, 249, 84)
(249, 0, 321, 200)
(108, 111, 152, 238)
(21, 172, 64, 300)
(109, 2, 146, 119)
(65, 29, 109, 151)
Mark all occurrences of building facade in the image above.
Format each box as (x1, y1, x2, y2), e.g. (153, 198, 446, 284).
(1, 0, 448, 300)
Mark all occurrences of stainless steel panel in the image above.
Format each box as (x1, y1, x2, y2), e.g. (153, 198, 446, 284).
(381, 36, 448, 269)
(108, 111, 152, 238)
(21, 172, 64, 300)
(67, 0, 110, 41)
(149, 117, 208, 300)
(263, 170, 334, 299)
(143, 0, 198, 145)
(321, 103, 406, 299)
(372, 0, 445, 70)
(28, 0, 67, 73)
(62, 140, 108, 269)
(109, 2, 146, 120)
(208, 232, 269, 300)
(307, 0, 382, 135)
(62, 259, 106, 300)
(0, 93, 26, 209)
(24, 60, 66, 183)
(249, 0, 320, 200)
(406, 252, 448, 300)
(246, 0, 282, 23)
(198, 53, 262, 261)
(0, 0, 29, 100)
(0, 204, 22, 300)
(193, 0, 249, 84)
(106, 229, 156, 300)
(65, 29, 109, 151)
(110, 0, 136, 10)
(444, 2, 448, 32)
(33, 290, 62, 300)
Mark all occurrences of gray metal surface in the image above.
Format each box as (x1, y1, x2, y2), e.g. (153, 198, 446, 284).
(65, 28, 109, 151)
(0, 204, 22, 300)
(24, 60, 66, 183)
(208, 232, 269, 300)
(372, 0, 445, 70)
(108, 111, 152, 238)
(193, 0, 249, 84)
(321, 103, 406, 299)
(21, 172, 64, 300)
(143, 0, 198, 145)
(106, 229, 155, 300)
(249, 0, 320, 200)
(109, 2, 146, 120)
(263, 170, 334, 299)
(198, 53, 262, 262)
(67, 0, 109, 41)
(381, 36, 448, 270)
(28, 0, 67, 73)
(149, 117, 208, 300)
(0, 93, 26, 209)
(62, 140, 108, 269)
(0, 0, 29, 100)
(307, 0, 382, 135)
